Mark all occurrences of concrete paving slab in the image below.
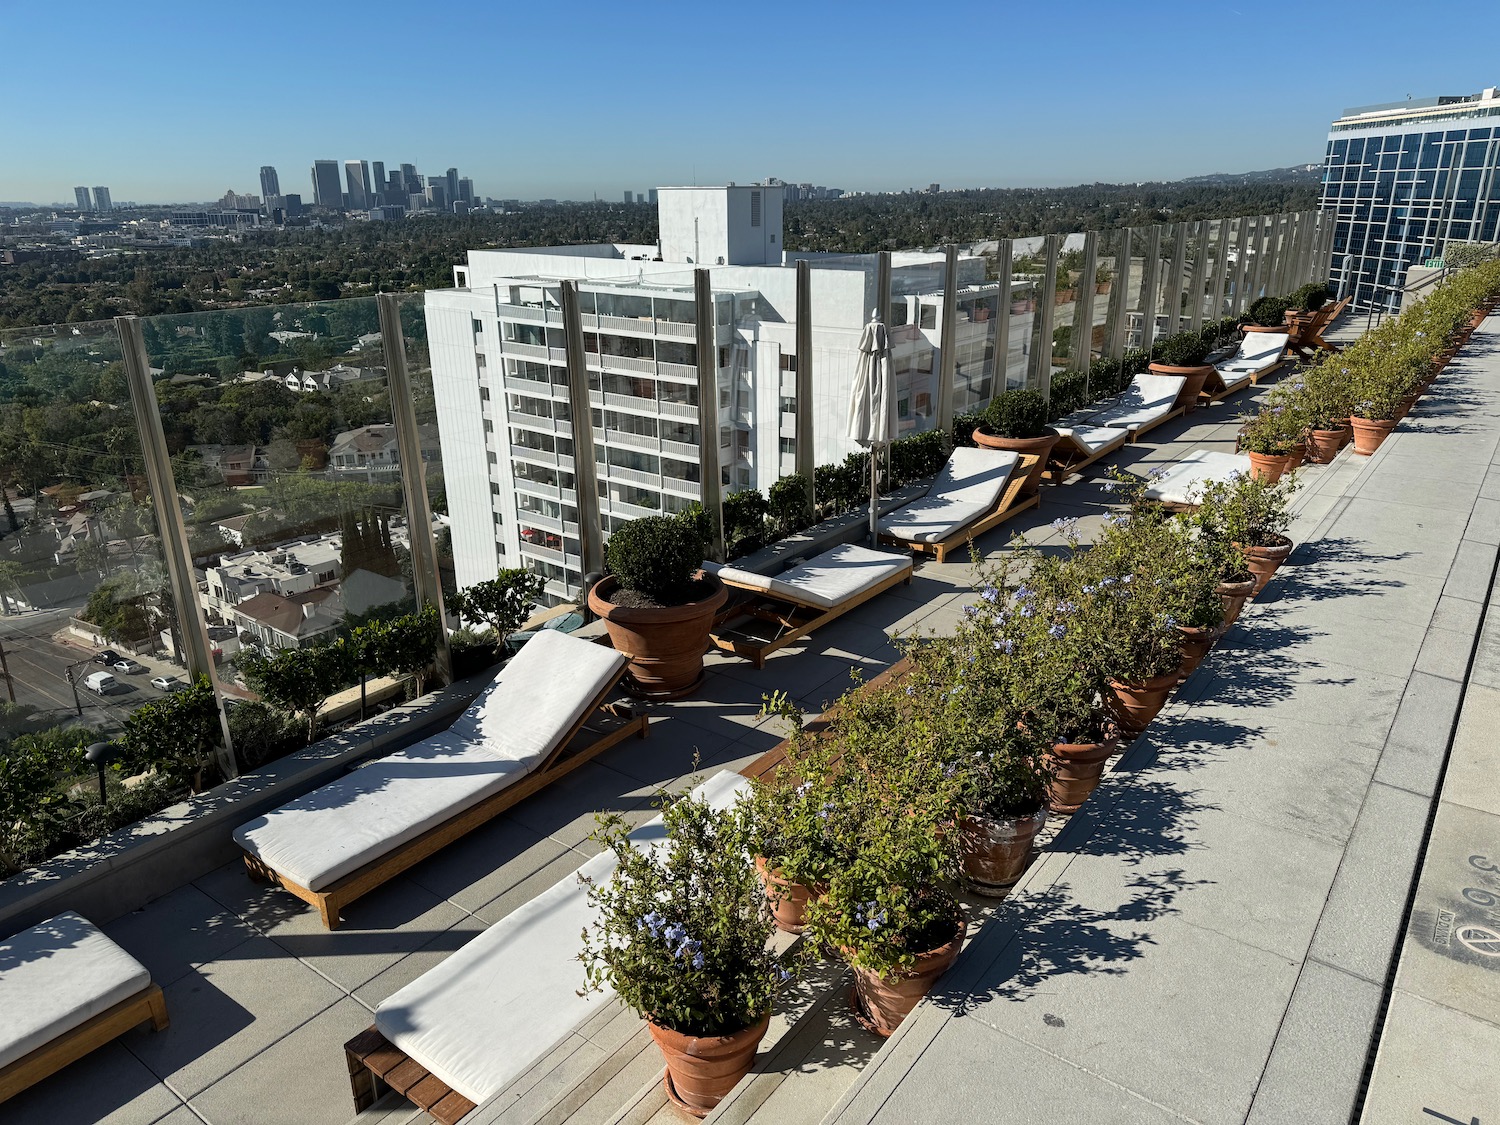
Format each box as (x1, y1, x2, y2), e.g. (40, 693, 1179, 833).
(1441, 683, 1500, 817)
(1306, 781, 1432, 985)
(352, 911, 488, 1009)
(400, 814, 566, 914)
(1355, 466, 1484, 513)
(1464, 495, 1500, 544)
(1442, 537, 1499, 603)
(1325, 497, 1470, 580)
(1414, 625, 1476, 682)
(469, 841, 595, 925)
(0, 1039, 187, 1125)
(506, 759, 654, 849)
(103, 881, 258, 988)
(125, 934, 345, 1098)
(1245, 959, 1383, 1125)
(1375, 671, 1465, 798)
(1358, 990, 1500, 1125)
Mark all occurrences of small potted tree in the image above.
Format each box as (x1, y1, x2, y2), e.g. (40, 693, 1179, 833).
(581, 791, 788, 1117)
(1149, 330, 1214, 414)
(1238, 407, 1295, 483)
(1194, 472, 1298, 597)
(972, 388, 1056, 495)
(449, 566, 546, 670)
(589, 515, 727, 698)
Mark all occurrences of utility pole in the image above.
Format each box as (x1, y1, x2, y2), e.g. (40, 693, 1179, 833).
(0, 638, 12, 703)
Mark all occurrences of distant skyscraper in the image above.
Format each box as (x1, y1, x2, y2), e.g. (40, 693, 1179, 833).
(74, 186, 92, 211)
(311, 161, 343, 209)
(259, 166, 280, 199)
(623, 190, 633, 204)
(457, 177, 475, 205)
(344, 161, 370, 210)
(371, 161, 386, 206)
(648, 188, 658, 205)
(91, 186, 112, 211)
(446, 167, 459, 202)
(388, 171, 404, 199)
(401, 163, 419, 194)
(426, 181, 450, 210)
(281, 194, 303, 219)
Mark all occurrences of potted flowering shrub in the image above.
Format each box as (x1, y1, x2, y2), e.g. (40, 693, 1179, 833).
(1194, 471, 1298, 597)
(1149, 329, 1214, 413)
(588, 514, 727, 698)
(972, 389, 1056, 495)
(1238, 406, 1296, 483)
(580, 790, 788, 1117)
(790, 681, 969, 1036)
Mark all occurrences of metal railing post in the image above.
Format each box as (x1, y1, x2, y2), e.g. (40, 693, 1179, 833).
(557, 282, 606, 578)
(1189, 219, 1211, 332)
(1164, 222, 1189, 335)
(1072, 231, 1099, 373)
(115, 316, 237, 779)
(1231, 216, 1252, 315)
(1209, 217, 1231, 321)
(794, 260, 815, 511)
(993, 241, 1014, 391)
(377, 294, 453, 687)
(1139, 225, 1164, 353)
(935, 245, 960, 441)
(693, 268, 725, 562)
(1028, 234, 1060, 401)
(1248, 215, 1270, 302)
(1104, 227, 1133, 359)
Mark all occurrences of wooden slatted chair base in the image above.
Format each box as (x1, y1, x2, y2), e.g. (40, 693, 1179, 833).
(0, 984, 168, 1104)
(881, 454, 1040, 564)
(710, 568, 913, 668)
(1125, 404, 1185, 443)
(242, 690, 648, 930)
(1045, 433, 1129, 484)
(346, 1027, 476, 1124)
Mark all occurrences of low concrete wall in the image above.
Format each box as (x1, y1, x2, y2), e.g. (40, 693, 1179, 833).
(0, 670, 497, 935)
(723, 481, 929, 576)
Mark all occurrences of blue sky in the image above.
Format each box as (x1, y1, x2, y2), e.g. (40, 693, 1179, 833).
(1, 0, 1494, 204)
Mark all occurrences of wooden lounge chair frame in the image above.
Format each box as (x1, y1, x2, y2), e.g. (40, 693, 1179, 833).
(345, 1027, 476, 1125)
(242, 676, 649, 930)
(1286, 296, 1348, 360)
(1122, 402, 1185, 443)
(1045, 428, 1129, 484)
(1304, 294, 1351, 355)
(0, 982, 168, 1104)
(710, 562, 912, 668)
(879, 453, 1041, 563)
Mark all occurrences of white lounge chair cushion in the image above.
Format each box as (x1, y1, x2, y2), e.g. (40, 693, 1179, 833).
(1085, 374, 1185, 432)
(233, 631, 625, 893)
(375, 770, 753, 1104)
(0, 911, 152, 1071)
(1051, 422, 1130, 455)
(880, 446, 1019, 544)
(718, 544, 911, 609)
(1142, 450, 1249, 506)
(1218, 333, 1288, 375)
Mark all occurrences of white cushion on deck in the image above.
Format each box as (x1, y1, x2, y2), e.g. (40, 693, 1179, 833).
(0, 911, 151, 1071)
(718, 544, 911, 609)
(374, 770, 753, 1105)
(1084, 374, 1185, 432)
(233, 631, 625, 893)
(1051, 421, 1130, 454)
(880, 446, 1019, 544)
(1218, 332, 1287, 376)
(1143, 450, 1249, 506)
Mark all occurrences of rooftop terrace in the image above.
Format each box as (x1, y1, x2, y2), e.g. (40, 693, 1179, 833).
(4, 302, 1498, 1125)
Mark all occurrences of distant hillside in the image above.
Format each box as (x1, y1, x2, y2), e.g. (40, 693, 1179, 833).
(1180, 164, 1322, 186)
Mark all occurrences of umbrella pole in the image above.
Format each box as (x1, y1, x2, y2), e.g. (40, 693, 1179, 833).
(868, 445, 879, 545)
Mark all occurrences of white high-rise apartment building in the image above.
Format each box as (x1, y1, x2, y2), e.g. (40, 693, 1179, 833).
(426, 186, 995, 602)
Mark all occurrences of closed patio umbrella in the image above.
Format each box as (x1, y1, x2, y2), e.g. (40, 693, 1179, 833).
(847, 310, 896, 543)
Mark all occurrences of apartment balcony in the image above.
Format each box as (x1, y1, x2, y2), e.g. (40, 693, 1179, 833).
(660, 437, 700, 461)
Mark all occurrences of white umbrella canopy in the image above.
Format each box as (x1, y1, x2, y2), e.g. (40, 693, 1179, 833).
(847, 311, 896, 542)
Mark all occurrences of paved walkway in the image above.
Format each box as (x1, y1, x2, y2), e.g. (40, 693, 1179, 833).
(826, 316, 1500, 1125)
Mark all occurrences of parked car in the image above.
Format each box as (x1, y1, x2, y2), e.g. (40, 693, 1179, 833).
(84, 671, 118, 695)
(93, 648, 121, 665)
(150, 675, 183, 692)
(206, 626, 236, 641)
(113, 658, 146, 675)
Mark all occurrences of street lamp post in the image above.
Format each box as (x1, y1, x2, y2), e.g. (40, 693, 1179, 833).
(84, 741, 121, 805)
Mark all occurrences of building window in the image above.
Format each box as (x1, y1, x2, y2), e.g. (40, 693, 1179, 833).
(483, 419, 494, 432)
(475, 353, 486, 367)
(779, 437, 796, 455)
(779, 353, 797, 373)
(472, 318, 482, 334)
(479, 386, 490, 401)
(490, 481, 500, 495)
(750, 191, 761, 228)
(487, 452, 497, 464)
(919, 303, 937, 329)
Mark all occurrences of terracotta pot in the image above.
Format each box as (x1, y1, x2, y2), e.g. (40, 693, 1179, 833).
(754, 857, 819, 935)
(1285, 441, 1307, 470)
(960, 808, 1047, 894)
(1217, 576, 1257, 628)
(1246, 450, 1288, 484)
(1107, 669, 1181, 737)
(1046, 737, 1119, 814)
(588, 573, 728, 699)
(1330, 417, 1352, 449)
(1349, 415, 1396, 456)
(648, 1011, 770, 1117)
(971, 427, 1058, 496)
(1149, 362, 1213, 413)
(1176, 625, 1216, 684)
(849, 911, 967, 1037)
(1239, 535, 1293, 596)
(1306, 428, 1343, 464)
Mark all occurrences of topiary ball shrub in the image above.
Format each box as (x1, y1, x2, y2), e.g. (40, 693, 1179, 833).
(606, 515, 705, 605)
(1152, 329, 1212, 368)
(1246, 295, 1293, 328)
(982, 389, 1049, 438)
(1291, 282, 1332, 312)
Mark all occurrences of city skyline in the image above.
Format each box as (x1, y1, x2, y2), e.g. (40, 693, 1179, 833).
(2, 0, 1494, 204)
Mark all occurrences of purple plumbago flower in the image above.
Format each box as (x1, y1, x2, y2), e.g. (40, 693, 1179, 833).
(980, 585, 1001, 604)
(776, 966, 793, 983)
(692, 952, 706, 970)
(1097, 576, 1117, 588)
(1019, 603, 1036, 618)
(1013, 585, 1033, 601)
(962, 604, 979, 618)
(663, 921, 687, 945)
(1103, 512, 1129, 527)
(1121, 574, 1134, 585)
(994, 638, 1015, 655)
(1056, 600, 1077, 616)
(1048, 623, 1067, 639)
(1082, 584, 1097, 595)
(638, 911, 666, 937)
(1051, 516, 1078, 534)
(1100, 480, 1118, 492)
(1162, 614, 1178, 629)
(1147, 467, 1167, 481)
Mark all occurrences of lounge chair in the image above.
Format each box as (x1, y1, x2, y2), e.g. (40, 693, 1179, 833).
(1045, 419, 1130, 483)
(1204, 332, 1289, 399)
(0, 912, 169, 1105)
(234, 630, 648, 930)
(344, 770, 752, 1123)
(1301, 294, 1351, 356)
(1141, 449, 1249, 510)
(878, 447, 1040, 563)
(1081, 374, 1187, 442)
(707, 543, 913, 667)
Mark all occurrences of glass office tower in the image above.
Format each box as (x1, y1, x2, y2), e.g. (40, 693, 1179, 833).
(1321, 87, 1500, 310)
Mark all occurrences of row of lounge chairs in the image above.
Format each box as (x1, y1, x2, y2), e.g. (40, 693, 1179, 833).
(0, 315, 1316, 1116)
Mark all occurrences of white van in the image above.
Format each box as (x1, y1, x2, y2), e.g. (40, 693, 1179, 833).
(84, 671, 117, 695)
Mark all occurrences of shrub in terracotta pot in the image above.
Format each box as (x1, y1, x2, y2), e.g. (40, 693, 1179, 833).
(580, 790, 789, 1117)
(1238, 406, 1296, 484)
(589, 514, 726, 698)
(973, 389, 1056, 496)
(1149, 329, 1214, 413)
(1193, 471, 1298, 598)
